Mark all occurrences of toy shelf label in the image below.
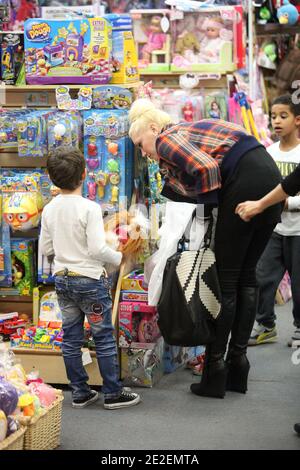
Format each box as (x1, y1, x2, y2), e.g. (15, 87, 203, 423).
(25, 92, 49, 107)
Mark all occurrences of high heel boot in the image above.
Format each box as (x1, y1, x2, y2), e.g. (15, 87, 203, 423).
(226, 287, 259, 393)
(190, 290, 237, 399)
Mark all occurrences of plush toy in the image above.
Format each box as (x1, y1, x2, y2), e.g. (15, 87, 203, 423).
(175, 31, 200, 58)
(277, 0, 299, 25)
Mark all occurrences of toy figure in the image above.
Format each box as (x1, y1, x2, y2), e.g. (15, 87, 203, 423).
(141, 15, 166, 64)
(209, 101, 221, 119)
(198, 17, 232, 63)
(182, 101, 194, 122)
(277, 0, 299, 24)
(96, 171, 108, 199)
(111, 185, 119, 203)
(11, 255, 25, 286)
(3, 192, 43, 231)
(175, 32, 200, 62)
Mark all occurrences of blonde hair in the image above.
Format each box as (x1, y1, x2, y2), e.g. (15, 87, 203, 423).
(128, 99, 172, 140)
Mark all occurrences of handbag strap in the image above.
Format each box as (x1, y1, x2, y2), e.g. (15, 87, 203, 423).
(203, 214, 214, 249)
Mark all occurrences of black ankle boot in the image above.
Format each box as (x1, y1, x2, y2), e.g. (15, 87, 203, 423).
(190, 358, 227, 399)
(226, 354, 250, 393)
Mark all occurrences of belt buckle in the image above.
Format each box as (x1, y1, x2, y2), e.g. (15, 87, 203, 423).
(64, 268, 69, 278)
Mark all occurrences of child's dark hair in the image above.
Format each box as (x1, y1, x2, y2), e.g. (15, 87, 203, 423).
(47, 147, 86, 190)
(272, 94, 300, 117)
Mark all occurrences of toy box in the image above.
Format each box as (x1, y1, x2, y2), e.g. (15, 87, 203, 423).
(24, 17, 112, 84)
(83, 109, 134, 212)
(131, 9, 171, 72)
(11, 238, 37, 296)
(0, 32, 24, 85)
(163, 343, 205, 374)
(119, 301, 160, 348)
(0, 194, 12, 287)
(120, 291, 148, 302)
(121, 270, 148, 292)
(121, 336, 164, 388)
(170, 6, 243, 73)
(105, 14, 139, 84)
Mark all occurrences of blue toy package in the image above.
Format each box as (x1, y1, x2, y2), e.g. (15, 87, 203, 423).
(17, 109, 50, 157)
(0, 201, 12, 287)
(1, 33, 24, 85)
(93, 86, 133, 109)
(24, 18, 112, 85)
(83, 109, 133, 212)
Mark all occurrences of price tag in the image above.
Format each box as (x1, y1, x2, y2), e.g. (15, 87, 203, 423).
(82, 349, 92, 366)
(170, 9, 184, 21)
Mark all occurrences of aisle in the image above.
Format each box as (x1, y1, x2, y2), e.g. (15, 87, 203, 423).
(59, 302, 300, 450)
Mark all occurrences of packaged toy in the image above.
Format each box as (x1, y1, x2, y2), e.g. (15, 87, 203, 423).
(11, 238, 36, 296)
(17, 110, 49, 157)
(0, 194, 12, 287)
(105, 13, 139, 83)
(24, 17, 112, 84)
(131, 9, 171, 72)
(121, 270, 148, 292)
(204, 93, 228, 120)
(56, 86, 92, 110)
(83, 109, 133, 212)
(120, 336, 164, 388)
(39, 291, 62, 323)
(170, 6, 244, 73)
(119, 301, 160, 347)
(0, 32, 24, 85)
(93, 86, 133, 109)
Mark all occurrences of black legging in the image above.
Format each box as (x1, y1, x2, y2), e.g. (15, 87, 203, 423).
(215, 146, 282, 292)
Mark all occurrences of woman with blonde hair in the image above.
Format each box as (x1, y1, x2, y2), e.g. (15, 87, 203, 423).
(129, 98, 282, 399)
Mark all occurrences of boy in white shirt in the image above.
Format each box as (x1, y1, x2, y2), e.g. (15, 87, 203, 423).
(249, 94, 300, 346)
(39, 147, 141, 409)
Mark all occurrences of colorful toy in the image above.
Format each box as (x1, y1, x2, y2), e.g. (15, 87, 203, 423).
(24, 17, 112, 84)
(56, 86, 92, 111)
(18, 393, 35, 417)
(182, 101, 194, 122)
(3, 190, 43, 231)
(0, 378, 18, 416)
(277, 0, 299, 24)
(10, 238, 36, 296)
(0, 316, 27, 341)
(105, 13, 139, 84)
(119, 301, 158, 347)
(1, 32, 24, 85)
(93, 86, 133, 109)
(0, 194, 12, 287)
(204, 94, 228, 121)
(132, 9, 171, 72)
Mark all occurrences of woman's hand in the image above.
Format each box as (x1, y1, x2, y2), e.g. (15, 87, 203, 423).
(235, 200, 263, 222)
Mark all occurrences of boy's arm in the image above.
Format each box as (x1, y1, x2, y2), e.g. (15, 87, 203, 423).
(39, 212, 55, 257)
(86, 205, 122, 267)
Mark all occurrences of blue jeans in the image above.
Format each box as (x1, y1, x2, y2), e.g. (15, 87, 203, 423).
(55, 275, 122, 400)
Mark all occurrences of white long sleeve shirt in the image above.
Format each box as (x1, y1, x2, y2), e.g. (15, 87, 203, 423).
(267, 142, 300, 236)
(39, 194, 122, 279)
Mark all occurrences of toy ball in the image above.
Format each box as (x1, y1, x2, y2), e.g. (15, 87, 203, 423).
(0, 378, 19, 416)
(277, 0, 299, 25)
(53, 123, 66, 138)
(3, 192, 42, 231)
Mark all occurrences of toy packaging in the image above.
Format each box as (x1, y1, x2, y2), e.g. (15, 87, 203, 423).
(0, 33, 24, 85)
(0, 194, 12, 287)
(83, 109, 134, 212)
(10, 325, 63, 351)
(10, 238, 37, 296)
(56, 86, 92, 111)
(131, 9, 171, 72)
(121, 270, 148, 292)
(24, 17, 112, 84)
(105, 14, 139, 84)
(93, 86, 133, 109)
(163, 343, 205, 374)
(121, 336, 164, 388)
(39, 291, 62, 324)
(119, 301, 160, 348)
(204, 93, 228, 120)
(170, 6, 244, 73)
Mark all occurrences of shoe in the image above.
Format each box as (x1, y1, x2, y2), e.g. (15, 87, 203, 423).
(248, 322, 277, 346)
(226, 354, 250, 394)
(72, 390, 99, 409)
(294, 423, 300, 435)
(287, 328, 300, 347)
(104, 389, 141, 410)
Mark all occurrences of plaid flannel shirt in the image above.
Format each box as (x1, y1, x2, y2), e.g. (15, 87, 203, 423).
(156, 119, 248, 199)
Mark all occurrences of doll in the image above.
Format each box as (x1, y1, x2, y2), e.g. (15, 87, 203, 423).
(198, 17, 232, 63)
(141, 16, 166, 64)
(209, 101, 221, 119)
(182, 101, 194, 122)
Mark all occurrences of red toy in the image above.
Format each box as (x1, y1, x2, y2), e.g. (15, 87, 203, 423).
(182, 101, 194, 122)
(0, 316, 27, 340)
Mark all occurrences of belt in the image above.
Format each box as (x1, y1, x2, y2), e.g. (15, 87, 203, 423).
(55, 270, 81, 277)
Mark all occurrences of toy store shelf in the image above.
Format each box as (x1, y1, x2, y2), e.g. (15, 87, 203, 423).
(0, 151, 47, 168)
(0, 295, 34, 320)
(0, 82, 143, 107)
(11, 347, 103, 385)
(139, 72, 227, 89)
(256, 24, 300, 36)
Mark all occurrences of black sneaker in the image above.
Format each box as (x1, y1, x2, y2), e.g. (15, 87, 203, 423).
(72, 390, 99, 409)
(104, 390, 141, 410)
(294, 423, 300, 435)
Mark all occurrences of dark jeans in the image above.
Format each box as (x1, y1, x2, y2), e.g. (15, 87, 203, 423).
(256, 232, 300, 329)
(55, 275, 122, 400)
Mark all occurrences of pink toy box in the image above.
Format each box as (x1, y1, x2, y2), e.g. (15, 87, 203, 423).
(24, 18, 112, 85)
(170, 6, 245, 74)
(131, 9, 171, 72)
(119, 301, 160, 348)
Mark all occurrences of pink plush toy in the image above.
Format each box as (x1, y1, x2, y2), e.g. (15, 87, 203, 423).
(28, 382, 56, 408)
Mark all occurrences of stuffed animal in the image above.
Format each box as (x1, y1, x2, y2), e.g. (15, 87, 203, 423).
(277, 0, 299, 25)
(175, 32, 200, 57)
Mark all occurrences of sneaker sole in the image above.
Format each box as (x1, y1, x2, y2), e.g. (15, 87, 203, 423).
(104, 395, 141, 410)
(72, 392, 99, 409)
(248, 336, 278, 346)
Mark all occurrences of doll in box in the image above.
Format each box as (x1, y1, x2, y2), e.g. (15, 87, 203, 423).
(198, 16, 233, 64)
(141, 15, 166, 65)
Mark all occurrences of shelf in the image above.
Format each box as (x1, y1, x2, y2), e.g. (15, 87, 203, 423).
(0, 152, 47, 168)
(256, 23, 300, 36)
(1, 81, 143, 91)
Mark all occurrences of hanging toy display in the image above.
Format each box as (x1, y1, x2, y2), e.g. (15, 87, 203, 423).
(277, 0, 299, 24)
